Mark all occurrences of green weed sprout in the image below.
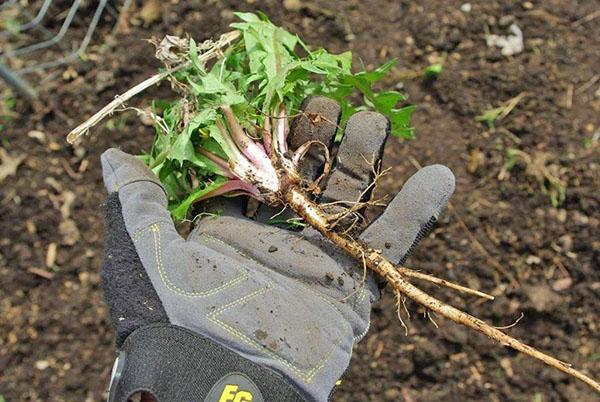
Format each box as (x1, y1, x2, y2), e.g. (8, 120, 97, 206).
(141, 12, 413, 219)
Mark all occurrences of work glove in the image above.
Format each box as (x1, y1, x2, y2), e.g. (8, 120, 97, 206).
(101, 96, 455, 402)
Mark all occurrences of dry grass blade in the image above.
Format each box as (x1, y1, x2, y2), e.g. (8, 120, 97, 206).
(66, 30, 240, 144)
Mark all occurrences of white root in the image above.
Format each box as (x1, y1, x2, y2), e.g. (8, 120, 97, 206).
(398, 269, 495, 301)
(285, 187, 600, 394)
(291, 140, 331, 187)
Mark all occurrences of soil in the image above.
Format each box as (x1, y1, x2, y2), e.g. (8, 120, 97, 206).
(1, 1, 599, 401)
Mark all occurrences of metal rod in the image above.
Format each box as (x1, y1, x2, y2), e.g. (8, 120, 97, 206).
(0, 0, 18, 11)
(0, 62, 38, 101)
(18, 0, 108, 73)
(0, 0, 58, 41)
(17, 0, 53, 33)
(0, 0, 127, 100)
(1, 0, 81, 58)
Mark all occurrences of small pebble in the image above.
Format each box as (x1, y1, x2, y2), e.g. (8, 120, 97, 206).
(557, 234, 573, 252)
(498, 15, 515, 27)
(268, 245, 278, 253)
(46, 242, 57, 267)
(283, 0, 302, 11)
(572, 211, 589, 225)
(525, 284, 562, 313)
(27, 130, 46, 143)
(384, 388, 401, 401)
(460, 3, 472, 13)
(552, 277, 573, 292)
(556, 209, 567, 223)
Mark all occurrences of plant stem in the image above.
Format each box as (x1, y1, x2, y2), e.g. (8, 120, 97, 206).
(216, 119, 253, 172)
(262, 116, 272, 155)
(220, 105, 274, 174)
(276, 104, 288, 154)
(201, 179, 260, 200)
(197, 149, 236, 178)
(284, 187, 600, 394)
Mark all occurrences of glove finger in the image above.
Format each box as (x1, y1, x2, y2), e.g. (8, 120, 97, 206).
(252, 96, 340, 225)
(298, 111, 388, 236)
(359, 164, 455, 264)
(101, 148, 183, 240)
(288, 95, 341, 181)
(318, 111, 389, 205)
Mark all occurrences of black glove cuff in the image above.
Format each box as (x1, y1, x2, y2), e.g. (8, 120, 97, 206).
(109, 323, 305, 402)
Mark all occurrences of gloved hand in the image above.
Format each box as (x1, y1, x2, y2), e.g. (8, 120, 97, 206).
(101, 96, 455, 402)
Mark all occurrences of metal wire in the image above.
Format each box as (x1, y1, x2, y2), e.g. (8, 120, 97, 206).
(3, 0, 83, 58)
(0, 0, 130, 100)
(0, 1, 56, 45)
(0, 0, 52, 37)
(0, 0, 19, 11)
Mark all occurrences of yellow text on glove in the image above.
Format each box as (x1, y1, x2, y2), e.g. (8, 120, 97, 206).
(219, 384, 253, 402)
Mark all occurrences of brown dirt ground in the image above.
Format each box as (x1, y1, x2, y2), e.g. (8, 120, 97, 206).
(1, 0, 599, 401)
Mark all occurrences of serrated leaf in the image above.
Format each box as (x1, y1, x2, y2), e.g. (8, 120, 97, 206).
(389, 105, 415, 138)
(356, 58, 397, 83)
(188, 38, 205, 73)
(145, 12, 413, 219)
(372, 91, 406, 114)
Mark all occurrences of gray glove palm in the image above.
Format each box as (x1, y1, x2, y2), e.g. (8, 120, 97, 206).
(101, 97, 454, 401)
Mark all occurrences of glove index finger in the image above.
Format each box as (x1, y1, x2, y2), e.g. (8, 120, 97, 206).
(288, 96, 341, 181)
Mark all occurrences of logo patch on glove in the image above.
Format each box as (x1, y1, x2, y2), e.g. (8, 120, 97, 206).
(205, 372, 264, 402)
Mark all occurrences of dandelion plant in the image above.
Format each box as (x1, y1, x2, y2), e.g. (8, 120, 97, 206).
(67, 12, 600, 393)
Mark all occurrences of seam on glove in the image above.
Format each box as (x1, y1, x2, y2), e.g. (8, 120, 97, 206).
(103, 153, 122, 193)
(354, 320, 370, 342)
(198, 231, 369, 309)
(130, 220, 173, 242)
(197, 231, 364, 329)
(398, 215, 438, 266)
(207, 281, 340, 383)
(198, 232, 361, 380)
(149, 223, 249, 297)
